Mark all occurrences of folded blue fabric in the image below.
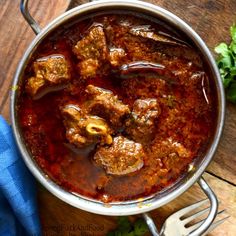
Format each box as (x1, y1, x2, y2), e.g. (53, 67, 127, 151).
(0, 116, 41, 236)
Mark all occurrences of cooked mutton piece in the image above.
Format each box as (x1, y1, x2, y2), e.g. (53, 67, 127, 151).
(73, 25, 109, 78)
(108, 47, 127, 67)
(85, 85, 130, 128)
(126, 98, 161, 143)
(61, 104, 113, 148)
(26, 55, 70, 97)
(94, 136, 145, 175)
(73, 25, 108, 61)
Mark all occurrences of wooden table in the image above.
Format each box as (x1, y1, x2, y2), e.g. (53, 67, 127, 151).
(0, 0, 235, 235)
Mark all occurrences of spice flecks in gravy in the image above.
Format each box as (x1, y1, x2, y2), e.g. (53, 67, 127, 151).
(17, 12, 217, 202)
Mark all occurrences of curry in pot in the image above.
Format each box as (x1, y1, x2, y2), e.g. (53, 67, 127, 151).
(17, 12, 217, 202)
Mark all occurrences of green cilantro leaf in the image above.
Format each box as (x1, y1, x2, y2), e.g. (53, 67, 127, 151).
(230, 67, 236, 76)
(107, 217, 148, 236)
(230, 24, 236, 43)
(134, 219, 149, 236)
(227, 81, 236, 102)
(217, 55, 232, 68)
(215, 23, 236, 103)
(230, 42, 236, 54)
(118, 216, 132, 230)
(215, 43, 229, 56)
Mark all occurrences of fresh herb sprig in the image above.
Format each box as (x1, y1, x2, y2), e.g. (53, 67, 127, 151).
(215, 24, 236, 102)
(107, 216, 149, 236)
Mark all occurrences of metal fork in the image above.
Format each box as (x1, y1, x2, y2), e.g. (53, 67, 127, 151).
(144, 199, 229, 236)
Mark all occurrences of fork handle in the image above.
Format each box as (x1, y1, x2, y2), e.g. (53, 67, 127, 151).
(189, 177, 218, 236)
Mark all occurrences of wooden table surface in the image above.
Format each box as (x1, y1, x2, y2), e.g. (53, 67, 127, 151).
(0, 0, 235, 235)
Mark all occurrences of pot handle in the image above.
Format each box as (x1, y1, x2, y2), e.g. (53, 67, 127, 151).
(142, 177, 218, 236)
(143, 212, 160, 236)
(20, 0, 97, 35)
(20, 0, 41, 35)
(189, 177, 218, 236)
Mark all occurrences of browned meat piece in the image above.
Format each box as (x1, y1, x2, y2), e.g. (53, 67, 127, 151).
(26, 76, 45, 97)
(108, 48, 126, 66)
(126, 98, 161, 143)
(26, 55, 70, 97)
(61, 104, 113, 148)
(86, 85, 130, 128)
(73, 25, 108, 60)
(94, 136, 145, 175)
(78, 59, 99, 78)
(73, 25, 108, 78)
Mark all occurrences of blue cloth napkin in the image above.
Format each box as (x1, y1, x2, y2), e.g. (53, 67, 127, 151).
(0, 116, 41, 236)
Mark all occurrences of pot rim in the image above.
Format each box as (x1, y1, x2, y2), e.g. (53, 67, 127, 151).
(11, 0, 225, 215)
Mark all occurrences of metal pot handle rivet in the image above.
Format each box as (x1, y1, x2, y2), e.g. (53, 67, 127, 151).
(142, 177, 218, 236)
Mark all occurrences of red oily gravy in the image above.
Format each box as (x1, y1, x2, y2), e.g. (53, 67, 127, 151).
(16, 12, 218, 202)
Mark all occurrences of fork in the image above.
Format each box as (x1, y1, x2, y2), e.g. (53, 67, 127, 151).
(144, 199, 229, 236)
(142, 177, 229, 236)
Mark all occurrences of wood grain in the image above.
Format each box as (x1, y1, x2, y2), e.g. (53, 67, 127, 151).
(0, 0, 235, 235)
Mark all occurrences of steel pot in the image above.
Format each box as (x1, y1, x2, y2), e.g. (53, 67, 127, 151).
(11, 0, 225, 235)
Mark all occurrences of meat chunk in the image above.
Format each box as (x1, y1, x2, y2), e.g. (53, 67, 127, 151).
(108, 48, 126, 66)
(78, 59, 99, 78)
(61, 104, 113, 148)
(126, 98, 161, 143)
(73, 25, 108, 78)
(26, 55, 70, 97)
(86, 85, 130, 128)
(26, 76, 45, 97)
(73, 25, 108, 60)
(94, 136, 145, 175)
